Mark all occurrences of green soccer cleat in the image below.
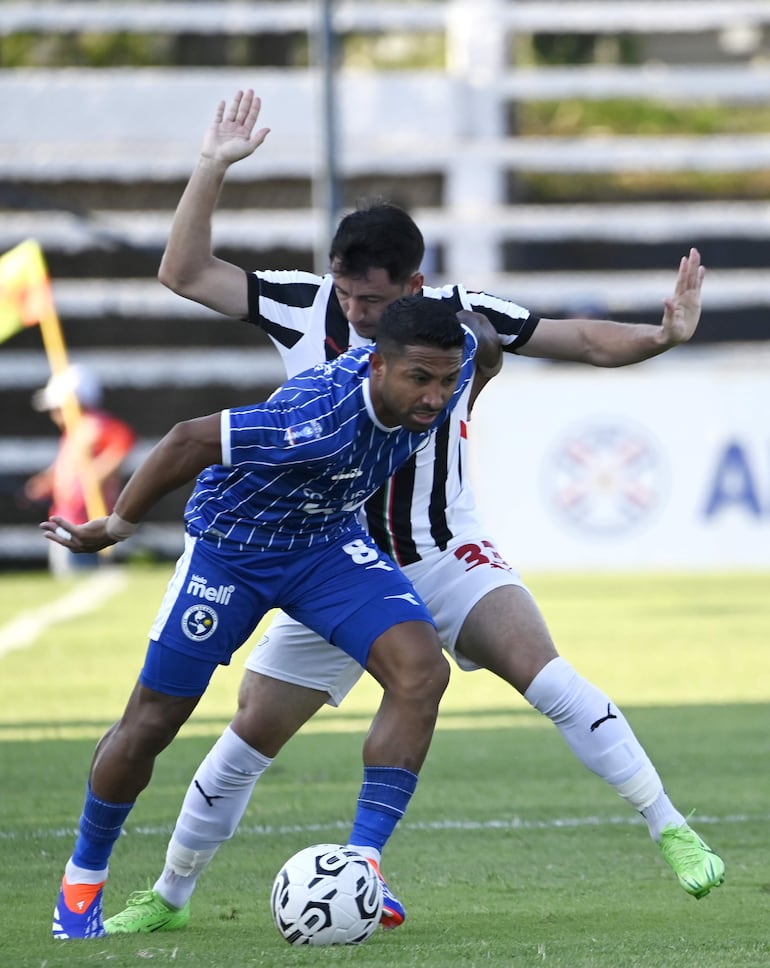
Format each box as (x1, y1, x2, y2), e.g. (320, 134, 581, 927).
(658, 822, 725, 899)
(103, 889, 190, 934)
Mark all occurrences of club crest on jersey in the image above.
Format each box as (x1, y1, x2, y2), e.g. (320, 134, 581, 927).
(284, 419, 323, 446)
(181, 604, 218, 641)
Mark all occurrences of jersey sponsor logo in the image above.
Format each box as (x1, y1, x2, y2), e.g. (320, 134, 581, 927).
(543, 421, 667, 536)
(330, 468, 364, 481)
(302, 488, 370, 514)
(181, 604, 218, 641)
(284, 418, 323, 446)
(186, 573, 235, 605)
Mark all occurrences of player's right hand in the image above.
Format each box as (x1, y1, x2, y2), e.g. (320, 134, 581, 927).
(201, 89, 271, 166)
(40, 515, 117, 553)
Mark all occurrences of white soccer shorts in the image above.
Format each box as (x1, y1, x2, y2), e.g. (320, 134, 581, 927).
(244, 533, 528, 705)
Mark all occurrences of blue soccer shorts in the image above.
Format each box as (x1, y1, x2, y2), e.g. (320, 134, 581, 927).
(141, 529, 435, 697)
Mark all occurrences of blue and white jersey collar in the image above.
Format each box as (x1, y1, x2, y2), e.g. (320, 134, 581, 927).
(361, 377, 400, 433)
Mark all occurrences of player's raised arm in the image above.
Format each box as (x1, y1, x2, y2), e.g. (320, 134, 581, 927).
(40, 414, 223, 553)
(158, 89, 271, 318)
(519, 247, 705, 367)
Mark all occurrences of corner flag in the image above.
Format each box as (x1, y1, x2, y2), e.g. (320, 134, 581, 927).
(0, 238, 109, 522)
(0, 239, 55, 344)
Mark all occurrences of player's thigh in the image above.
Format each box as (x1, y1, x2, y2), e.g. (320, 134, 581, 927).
(288, 530, 436, 668)
(244, 610, 364, 708)
(456, 584, 558, 693)
(405, 535, 530, 669)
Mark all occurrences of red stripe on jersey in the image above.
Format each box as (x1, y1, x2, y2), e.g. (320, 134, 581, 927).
(460, 420, 468, 439)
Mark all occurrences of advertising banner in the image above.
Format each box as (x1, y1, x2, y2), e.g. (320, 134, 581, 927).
(470, 349, 769, 572)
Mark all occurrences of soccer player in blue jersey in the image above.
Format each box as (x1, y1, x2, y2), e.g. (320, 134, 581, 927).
(42, 296, 503, 939)
(102, 90, 724, 937)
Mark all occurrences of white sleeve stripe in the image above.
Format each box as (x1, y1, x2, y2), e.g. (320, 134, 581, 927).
(220, 410, 231, 466)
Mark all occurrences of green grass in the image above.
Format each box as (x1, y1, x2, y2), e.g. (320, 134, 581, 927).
(1, 565, 769, 967)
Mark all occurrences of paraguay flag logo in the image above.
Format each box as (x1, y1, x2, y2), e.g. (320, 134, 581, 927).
(543, 420, 668, 536)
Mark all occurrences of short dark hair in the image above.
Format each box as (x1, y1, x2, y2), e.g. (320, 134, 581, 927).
(375, 296, 465, 357)
(329, 202, 425, 284)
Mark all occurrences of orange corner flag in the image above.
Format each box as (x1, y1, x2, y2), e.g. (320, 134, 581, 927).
(0, 239, 55, 344)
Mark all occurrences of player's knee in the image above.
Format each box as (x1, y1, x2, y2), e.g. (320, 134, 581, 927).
(424, 647, 451, 697)
(383, 646, 450, 705)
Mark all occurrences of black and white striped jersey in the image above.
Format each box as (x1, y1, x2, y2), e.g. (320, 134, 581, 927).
(246, 269, 539, 566)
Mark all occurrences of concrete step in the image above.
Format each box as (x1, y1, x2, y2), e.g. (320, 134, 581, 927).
(3, 201, 770, 256)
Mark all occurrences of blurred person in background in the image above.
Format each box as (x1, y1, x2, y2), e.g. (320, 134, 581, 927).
(24, 364, 136, 577)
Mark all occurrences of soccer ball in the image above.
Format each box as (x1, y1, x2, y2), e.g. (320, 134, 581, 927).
(270, 843, 383, 946)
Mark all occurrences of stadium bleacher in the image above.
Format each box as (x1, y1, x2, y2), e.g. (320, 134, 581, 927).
(1, 0, 769, 564)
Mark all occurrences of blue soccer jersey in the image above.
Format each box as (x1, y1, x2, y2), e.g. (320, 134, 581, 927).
(183, 331, 477, 551)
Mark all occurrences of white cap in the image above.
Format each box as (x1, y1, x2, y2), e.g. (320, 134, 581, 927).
(32, 364, 103, 412)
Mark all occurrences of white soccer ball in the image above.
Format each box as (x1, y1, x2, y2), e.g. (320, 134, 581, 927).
(270, 843, 383, 946)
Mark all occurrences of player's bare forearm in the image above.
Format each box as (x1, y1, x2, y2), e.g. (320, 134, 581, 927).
(159, 155, 225, 281)
(458, 310, 503, 408)
(158, 90, 269, 317)
(113, 417, 222, 523)
(457, 310, 503, 379)
(158, 167, 249, 317)
(555, 317, 689, 367)
(521, 248, 704, 367)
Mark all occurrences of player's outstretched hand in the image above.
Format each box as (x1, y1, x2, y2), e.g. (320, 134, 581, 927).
(660, 247, 704, 346)
(40, 515, 116, 553)
(201, 89, 271, 167)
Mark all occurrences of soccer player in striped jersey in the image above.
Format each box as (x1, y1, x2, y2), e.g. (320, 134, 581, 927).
(102, 90, 724, 937)
(43, 297, 503, 940)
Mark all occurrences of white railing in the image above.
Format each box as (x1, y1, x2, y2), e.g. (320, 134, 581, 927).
(2, 0, 769, 282)
(2, 1, 769, 35)
(3, 64, 770, 277)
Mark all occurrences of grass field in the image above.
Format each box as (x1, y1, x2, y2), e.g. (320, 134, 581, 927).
(1, 564, 769, 968)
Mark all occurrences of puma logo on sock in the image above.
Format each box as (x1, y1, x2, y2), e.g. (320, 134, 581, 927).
(195, 780, 224, 807)
(590, 703, 618, 732)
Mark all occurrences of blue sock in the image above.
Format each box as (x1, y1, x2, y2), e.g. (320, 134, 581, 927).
(348, 767, 418, 853)
(71, 783, 135, 871)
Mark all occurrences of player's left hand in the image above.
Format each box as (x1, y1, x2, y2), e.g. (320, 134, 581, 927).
(660, 247, 704, 346)
(40, 515, 116, 553)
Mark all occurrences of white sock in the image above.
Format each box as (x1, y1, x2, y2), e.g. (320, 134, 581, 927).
(347, 845, 381, 866)
(154, 725, 272, 908)
(65, 859, 108, 884)
(639, 790, 687, 841)
(524, 657, 685, 838)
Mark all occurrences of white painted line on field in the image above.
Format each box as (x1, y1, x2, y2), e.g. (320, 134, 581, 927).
(234, 810, 770, 837)
(0, 568, 128, 658)
(3, 810, 767, 841)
